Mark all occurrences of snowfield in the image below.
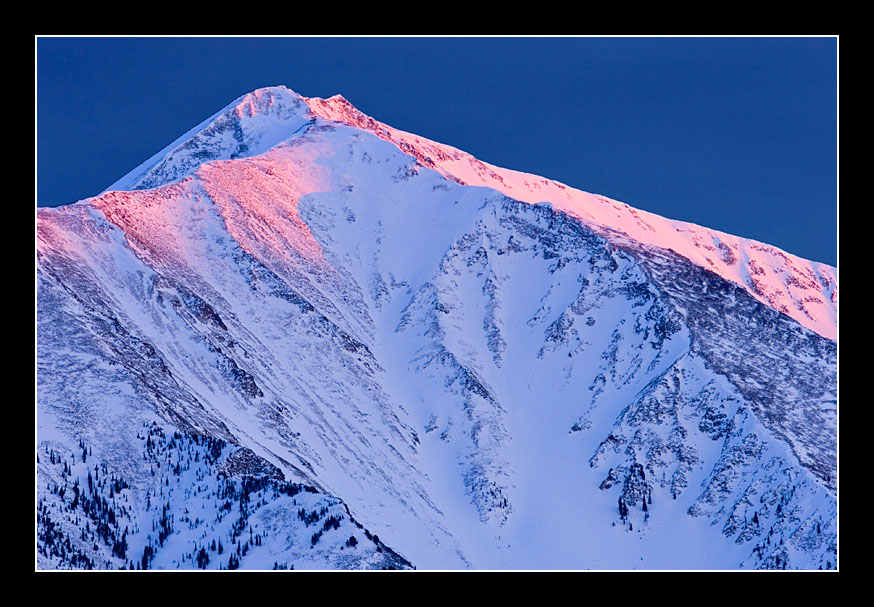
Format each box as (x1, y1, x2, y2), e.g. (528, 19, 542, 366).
(37, 86, 837, 570)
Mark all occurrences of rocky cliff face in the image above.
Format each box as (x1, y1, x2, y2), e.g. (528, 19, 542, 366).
(37, 86, 837, 570)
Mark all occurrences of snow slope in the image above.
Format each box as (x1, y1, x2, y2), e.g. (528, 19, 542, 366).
(105, 86, 837, 342)
(37, 85, 837, 570)
(305, 89, 838, 341)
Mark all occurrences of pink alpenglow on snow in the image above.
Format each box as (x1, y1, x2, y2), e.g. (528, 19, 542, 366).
(101, 85, 837, 340)
(306, 90, 837, 341)
(36, 84, 838, 571)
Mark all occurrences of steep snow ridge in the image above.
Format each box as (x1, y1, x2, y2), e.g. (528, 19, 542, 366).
(39, 133, 478, 568)
(38, 85, 836, 569)
(104, 85, 836, 339)
(304, 90, 837, 340)
(626, 239, 837, 491)
(105, 87, 314, 193)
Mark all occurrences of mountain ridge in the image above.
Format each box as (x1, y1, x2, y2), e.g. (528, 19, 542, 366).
(98, 85, 837, 340)
(37, 85, 837, 570)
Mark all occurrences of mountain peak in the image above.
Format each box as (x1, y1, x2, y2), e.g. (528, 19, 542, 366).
(305, 92, 378, 130)
(231, 85, 305, 118)
(37, 82, 838, 570)
(98, 85, 836, 339)
(104, 85, 312, 193)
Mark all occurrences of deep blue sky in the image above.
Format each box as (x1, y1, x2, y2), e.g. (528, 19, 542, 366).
(36, 36, 837, 265)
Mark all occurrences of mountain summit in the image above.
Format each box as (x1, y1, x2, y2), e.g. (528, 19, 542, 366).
(37, 86, 837, 570)
(106, 86, 837, 341)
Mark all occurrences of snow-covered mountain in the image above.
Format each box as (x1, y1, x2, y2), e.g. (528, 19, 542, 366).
(37, 85, 837, 570)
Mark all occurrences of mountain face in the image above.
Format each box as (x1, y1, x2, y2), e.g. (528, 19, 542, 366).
(37, 86, 837, 570)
